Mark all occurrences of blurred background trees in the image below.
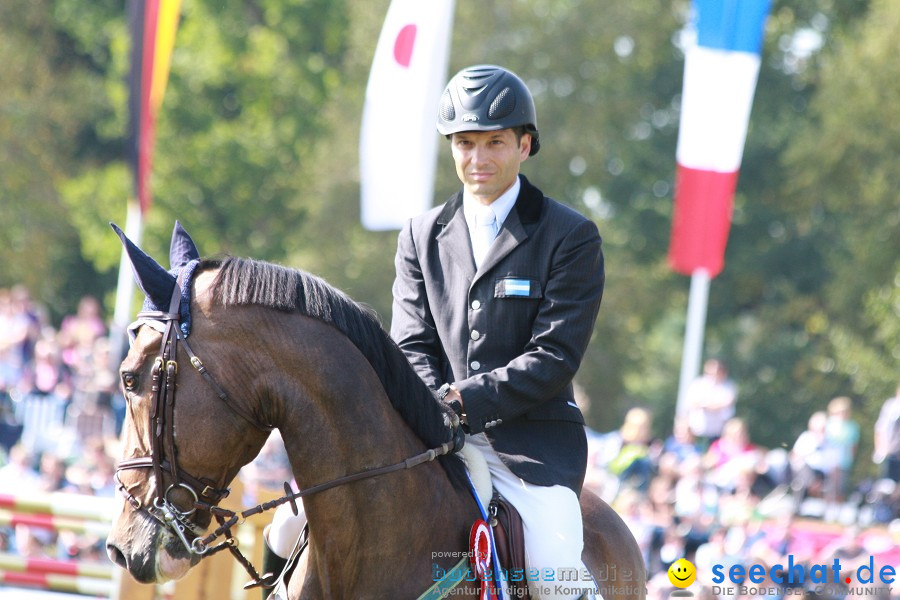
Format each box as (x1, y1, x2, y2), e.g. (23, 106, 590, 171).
(1, 0, 896, 479)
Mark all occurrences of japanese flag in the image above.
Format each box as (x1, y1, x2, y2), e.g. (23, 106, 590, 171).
(359, 0, 455, 230)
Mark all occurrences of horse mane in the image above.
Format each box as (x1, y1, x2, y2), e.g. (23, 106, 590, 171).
(203, 256, 466, 489)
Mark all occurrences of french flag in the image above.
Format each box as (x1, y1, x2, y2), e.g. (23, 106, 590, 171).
(359, 0, 455, 230)
(669, 0, 771, 277)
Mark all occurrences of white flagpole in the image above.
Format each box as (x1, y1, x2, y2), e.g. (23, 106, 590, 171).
(108, 200, 143, 366)
(675, 268, 710, 417)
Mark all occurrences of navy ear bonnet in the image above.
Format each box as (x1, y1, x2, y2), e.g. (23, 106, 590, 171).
(111, 220, 201, 337)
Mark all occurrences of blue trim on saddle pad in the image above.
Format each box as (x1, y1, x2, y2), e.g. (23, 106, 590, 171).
(417, 473, 506, 600)
(466, 471, 505, 600)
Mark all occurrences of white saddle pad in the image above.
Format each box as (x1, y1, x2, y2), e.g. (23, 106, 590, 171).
(459, 441, 493, 509)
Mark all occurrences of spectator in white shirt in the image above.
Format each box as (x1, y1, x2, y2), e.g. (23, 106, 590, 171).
(685, 358, 737, 447)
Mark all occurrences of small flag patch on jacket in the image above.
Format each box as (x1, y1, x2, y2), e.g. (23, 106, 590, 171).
(497, 279, 531, 297)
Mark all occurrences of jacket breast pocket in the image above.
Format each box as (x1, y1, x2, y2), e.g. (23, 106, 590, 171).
(494, 277, 542, 299)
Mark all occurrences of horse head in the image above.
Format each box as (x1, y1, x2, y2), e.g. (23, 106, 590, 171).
(106, 221, 271, 583)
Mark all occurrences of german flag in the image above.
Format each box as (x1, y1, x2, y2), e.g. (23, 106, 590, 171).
(127, 0, 181, 215)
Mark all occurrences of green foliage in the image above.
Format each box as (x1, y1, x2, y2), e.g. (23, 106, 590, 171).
(110, 0, 349, 261)
(780, 0, 899, 462)
(0, 0, 119, 320)
(59, 163, 132, 272)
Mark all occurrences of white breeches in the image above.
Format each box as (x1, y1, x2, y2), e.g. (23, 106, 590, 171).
(466, 433, 593, 600)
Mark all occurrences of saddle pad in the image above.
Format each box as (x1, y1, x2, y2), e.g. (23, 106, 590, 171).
(459, 442, 492, 508)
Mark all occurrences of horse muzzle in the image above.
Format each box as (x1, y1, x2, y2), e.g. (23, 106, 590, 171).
(106, 507, 200, 583)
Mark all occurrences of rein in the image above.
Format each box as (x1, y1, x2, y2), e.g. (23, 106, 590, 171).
(115, 280, 459, 589)
(193, 440, 456, 554)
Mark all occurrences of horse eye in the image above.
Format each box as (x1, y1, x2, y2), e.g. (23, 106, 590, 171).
(122, 372, 137, 391)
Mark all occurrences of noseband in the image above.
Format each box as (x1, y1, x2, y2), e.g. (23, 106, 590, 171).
(113, 277, 460, 588)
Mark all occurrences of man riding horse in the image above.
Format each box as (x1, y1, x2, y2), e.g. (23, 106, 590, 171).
(105, 67, 626, 600)
(390, 64, 605, 600)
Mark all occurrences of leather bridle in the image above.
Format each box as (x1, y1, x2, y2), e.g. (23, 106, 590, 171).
(113, 277, 460, 587)
(114, 279, 275, 559)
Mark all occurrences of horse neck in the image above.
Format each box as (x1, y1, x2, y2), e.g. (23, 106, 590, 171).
(266, 315, 474, 566)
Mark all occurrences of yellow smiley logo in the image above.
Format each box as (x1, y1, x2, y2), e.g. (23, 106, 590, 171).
(667, 558, 697, 588)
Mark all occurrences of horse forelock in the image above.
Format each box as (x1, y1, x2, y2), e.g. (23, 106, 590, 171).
(200, 257, 467, 488)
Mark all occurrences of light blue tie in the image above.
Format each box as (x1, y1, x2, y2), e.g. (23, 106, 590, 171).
(472, 204, 498, 269)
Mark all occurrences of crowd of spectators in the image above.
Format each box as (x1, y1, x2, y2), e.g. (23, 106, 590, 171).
(0, 286, 120, 563)
(586, 369, 900, 600)
(1, 286, 898, 600)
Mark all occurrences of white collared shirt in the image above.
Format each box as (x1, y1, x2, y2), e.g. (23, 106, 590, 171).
(462, 176, 520, 236)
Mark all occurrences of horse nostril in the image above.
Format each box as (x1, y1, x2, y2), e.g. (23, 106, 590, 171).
(107, 544, 128, 569)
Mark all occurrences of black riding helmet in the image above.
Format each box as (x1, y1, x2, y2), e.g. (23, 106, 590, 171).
(437, 65, 540, 156)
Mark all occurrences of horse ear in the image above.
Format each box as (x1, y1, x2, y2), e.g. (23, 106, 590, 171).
(110, 222, 176, 309)
(169, 220, 200, 270)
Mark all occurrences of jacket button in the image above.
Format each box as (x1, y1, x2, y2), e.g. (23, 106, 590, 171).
(471, 299, 481, 310)
(470, 330, 480, 340)
(470, 360, 481, 371)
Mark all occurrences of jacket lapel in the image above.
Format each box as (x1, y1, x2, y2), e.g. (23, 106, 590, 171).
(436, 192, 477, 280)
(474, 175, 543, 283)
(475, 209, 526, 280)
(436, 176, 545, 285)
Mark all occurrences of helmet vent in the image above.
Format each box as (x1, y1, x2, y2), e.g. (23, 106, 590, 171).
(488, 87, 515, 120)
(439, 90, 456, 122)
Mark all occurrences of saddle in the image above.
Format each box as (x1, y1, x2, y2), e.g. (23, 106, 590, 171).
(265, 445, 533, 600)
(488, 493, 530, 600)
(461, 442, 530, 599)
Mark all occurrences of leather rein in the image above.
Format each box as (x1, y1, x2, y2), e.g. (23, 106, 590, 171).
(113, 280, 457, 587)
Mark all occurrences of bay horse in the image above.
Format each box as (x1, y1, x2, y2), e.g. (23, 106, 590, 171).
(105, 222, 645, 599)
